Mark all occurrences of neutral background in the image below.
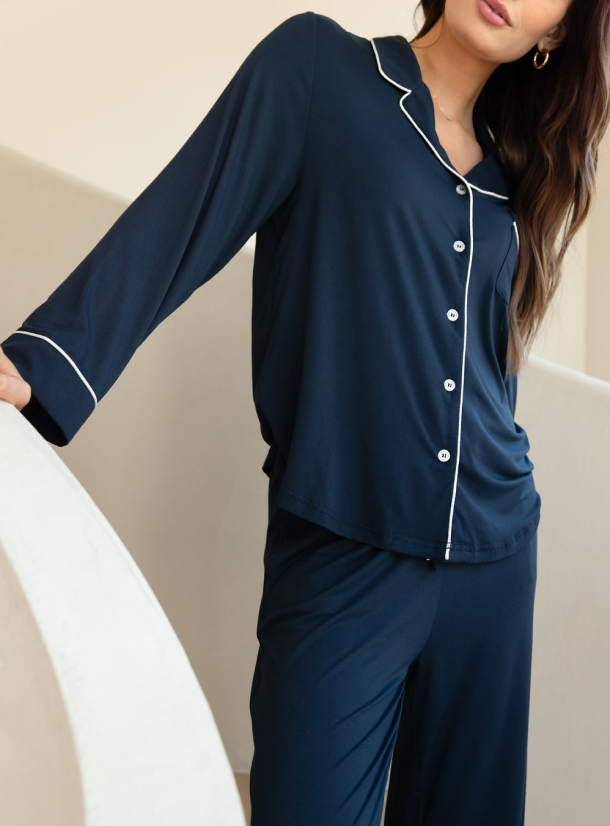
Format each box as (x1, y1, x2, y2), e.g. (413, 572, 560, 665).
(0, 0, 608, 781)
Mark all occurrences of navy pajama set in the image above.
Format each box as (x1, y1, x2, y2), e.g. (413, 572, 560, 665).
(1, 11, 542, 825)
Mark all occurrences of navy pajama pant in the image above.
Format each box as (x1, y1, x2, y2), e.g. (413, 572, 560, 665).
(249, 472, 538, 826)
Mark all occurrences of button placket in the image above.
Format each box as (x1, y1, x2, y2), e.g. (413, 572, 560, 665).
(440, 191, 469, 537)
(366, 48, 516, 562)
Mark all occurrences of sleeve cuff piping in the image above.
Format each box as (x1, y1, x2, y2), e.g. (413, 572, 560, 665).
(14, 330, 98, 408)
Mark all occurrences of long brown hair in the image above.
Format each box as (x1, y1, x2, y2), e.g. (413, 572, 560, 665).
(410, 0, 610, 377)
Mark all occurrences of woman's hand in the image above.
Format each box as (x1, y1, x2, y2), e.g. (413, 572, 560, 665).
(0, 345, 32, 411)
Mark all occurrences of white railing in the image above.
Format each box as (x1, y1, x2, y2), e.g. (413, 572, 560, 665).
(0, 398, 246, 826)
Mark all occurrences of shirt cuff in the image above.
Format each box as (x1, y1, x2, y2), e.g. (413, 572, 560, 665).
(1, 330, 97, 446)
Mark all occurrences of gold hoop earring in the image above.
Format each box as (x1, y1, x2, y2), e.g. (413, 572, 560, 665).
(533, 47, 549, 69)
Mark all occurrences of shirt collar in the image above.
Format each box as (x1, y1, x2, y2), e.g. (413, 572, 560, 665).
(370, 34, 510, 200)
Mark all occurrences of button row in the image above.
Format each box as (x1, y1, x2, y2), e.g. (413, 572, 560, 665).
(436, 183, 467, 471)
(442, 187, 466, 468)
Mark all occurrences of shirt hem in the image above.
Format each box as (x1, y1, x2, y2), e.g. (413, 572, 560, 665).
(277, 482, 540, 563)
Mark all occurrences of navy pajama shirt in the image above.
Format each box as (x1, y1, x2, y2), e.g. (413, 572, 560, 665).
(2, 11, 541, 824)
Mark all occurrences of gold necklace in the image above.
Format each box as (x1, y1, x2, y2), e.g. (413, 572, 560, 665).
(431, 92, 454, 121)
(431, 93, 478, 142)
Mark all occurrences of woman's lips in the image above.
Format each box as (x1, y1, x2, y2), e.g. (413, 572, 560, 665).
(477, 0, 510, 27)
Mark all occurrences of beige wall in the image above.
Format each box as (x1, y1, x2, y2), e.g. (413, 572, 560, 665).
(585, 139, 610, 382)
(1, 0, 608, 785)
(0, 4, 407, 202)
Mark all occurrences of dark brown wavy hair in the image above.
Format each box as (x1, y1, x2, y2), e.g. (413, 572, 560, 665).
(410, 0, 610, 377)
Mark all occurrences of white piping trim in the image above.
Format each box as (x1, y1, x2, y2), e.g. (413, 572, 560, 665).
(370, 38, 509, 203)
(370, 38, 411, 93)
(13, 330, 98, 408)
(470, 184, 508, 200)
(512, 220, 520, 252)
(371, 37, 510, 560)
(444, 184, 474, 561)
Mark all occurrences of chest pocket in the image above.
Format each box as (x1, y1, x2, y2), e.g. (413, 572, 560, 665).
(495, 219, 520, 306)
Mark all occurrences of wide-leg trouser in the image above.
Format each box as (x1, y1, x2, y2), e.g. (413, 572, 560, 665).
(249, 485, 538, 826)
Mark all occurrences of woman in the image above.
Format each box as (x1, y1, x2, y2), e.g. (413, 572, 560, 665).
(0, 1, 604, 824)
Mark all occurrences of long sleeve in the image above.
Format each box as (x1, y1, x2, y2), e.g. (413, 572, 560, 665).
(1, 11, 317, 446)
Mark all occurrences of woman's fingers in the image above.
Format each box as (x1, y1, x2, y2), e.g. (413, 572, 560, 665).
(0, 345, 32, 411)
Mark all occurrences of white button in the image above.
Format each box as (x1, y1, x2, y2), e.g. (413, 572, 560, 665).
(456, 184, 467, 195)
(453, 240, 466, 252)
(438, 449, 451, 462)
(444, 379, 455, 391)
(447, 309, 459, 321)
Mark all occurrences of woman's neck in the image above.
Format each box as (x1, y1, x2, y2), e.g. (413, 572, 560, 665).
(409, 17, 497, 133)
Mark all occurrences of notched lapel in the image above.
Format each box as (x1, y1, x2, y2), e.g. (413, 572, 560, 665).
(369, 34, 510, 200)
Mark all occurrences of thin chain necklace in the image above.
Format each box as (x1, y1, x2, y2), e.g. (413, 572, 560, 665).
(431, 92, 478, 142)
(431, 93, 454, 121)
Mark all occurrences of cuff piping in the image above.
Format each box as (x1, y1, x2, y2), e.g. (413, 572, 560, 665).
(14, 330, 98, 408)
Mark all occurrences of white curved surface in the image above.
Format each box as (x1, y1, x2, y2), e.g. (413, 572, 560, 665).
(0, 399, 246, 826)
(518, 355, 610, 825)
